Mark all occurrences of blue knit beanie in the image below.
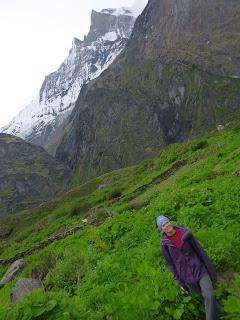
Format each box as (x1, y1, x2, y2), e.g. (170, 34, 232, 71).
(156, 215, 169, 231)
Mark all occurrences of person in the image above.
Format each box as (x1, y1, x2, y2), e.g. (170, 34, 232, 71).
(156, 215, 223, 320)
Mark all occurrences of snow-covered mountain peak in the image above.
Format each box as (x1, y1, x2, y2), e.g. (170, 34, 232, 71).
(85, 7, 136, 44)
(101, 8, 133, 16)
(72, 37, 82, 49)
(101, 0, 148, 18)
(0, 2, 148, 148)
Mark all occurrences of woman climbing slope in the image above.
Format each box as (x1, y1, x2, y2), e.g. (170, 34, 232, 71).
(156, 215, 223, 320)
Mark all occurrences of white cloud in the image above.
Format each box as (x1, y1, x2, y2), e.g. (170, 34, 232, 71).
(130, 0, 148, 16)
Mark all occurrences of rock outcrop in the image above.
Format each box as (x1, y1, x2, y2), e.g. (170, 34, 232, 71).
(11, 278, 43, 304)
(0, 134, 72, 215)
(0, 259, 26, 288)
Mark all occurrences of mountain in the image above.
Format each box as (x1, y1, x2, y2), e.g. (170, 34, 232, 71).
(0, 134, 72, 215)
(0, 2, 147, 147)
(55, 0, 240, 182)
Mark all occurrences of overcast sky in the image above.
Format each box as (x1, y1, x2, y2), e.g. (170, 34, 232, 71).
(0, 0, 147, 128)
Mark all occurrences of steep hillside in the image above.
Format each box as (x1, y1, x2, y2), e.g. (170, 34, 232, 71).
(55, 0, 240, 182)
(0, 122, 239, 319)
(0, 134, 72, 215)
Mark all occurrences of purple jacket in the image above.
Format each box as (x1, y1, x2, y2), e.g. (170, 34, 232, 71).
(160, 226, 217, 287)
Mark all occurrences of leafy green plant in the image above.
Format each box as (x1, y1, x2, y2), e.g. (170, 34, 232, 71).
(223, 274, 240, 319)
(1, 289, 83, 320)
(0, 121, 240, 319)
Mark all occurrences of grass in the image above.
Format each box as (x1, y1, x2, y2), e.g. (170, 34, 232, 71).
(0, 121, 240, 319)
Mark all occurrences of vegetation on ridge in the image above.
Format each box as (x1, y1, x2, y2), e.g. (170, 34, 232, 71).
(0, 122, 240, 319)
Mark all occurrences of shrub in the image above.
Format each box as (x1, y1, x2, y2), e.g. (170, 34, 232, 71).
(1, 289, 83, 320)
(190, 139, 208, 151)
(223, 274, 240, 319)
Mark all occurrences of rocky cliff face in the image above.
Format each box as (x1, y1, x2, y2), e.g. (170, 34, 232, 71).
(55, 0, 240, 182)
(0, 134, 72, 215)
(127, 0, 240, 75)
(0, 5, 142, 147)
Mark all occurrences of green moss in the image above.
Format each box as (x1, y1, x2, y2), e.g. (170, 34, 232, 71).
(0, 187, 13, 198)
(0, 134, 21, 144)
(184, 68, 204, 97)
(119, 59, 162, 98)
(161, 64, 176, 81)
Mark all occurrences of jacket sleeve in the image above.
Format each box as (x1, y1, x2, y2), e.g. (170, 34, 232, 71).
(189, 232, 217, 283)
(161, 243, 185, 287)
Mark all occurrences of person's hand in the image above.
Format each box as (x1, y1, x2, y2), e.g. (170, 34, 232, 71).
(180, 286, 190, 295)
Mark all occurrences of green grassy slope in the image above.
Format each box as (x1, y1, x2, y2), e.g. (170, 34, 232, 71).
(0, 122, 240, 319)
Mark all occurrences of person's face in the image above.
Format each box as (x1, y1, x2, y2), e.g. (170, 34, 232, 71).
(161, 220, 174, 234)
